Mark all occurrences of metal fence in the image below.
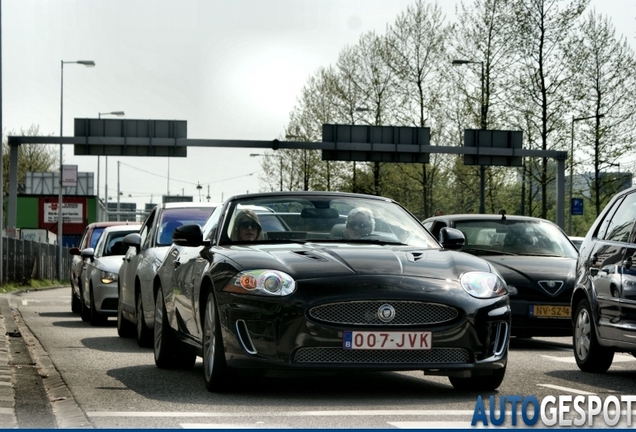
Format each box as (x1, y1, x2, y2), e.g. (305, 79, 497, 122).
(1, 236, 71, 285)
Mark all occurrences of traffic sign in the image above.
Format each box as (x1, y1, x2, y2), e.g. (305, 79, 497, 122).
(571, 198, 584, 215)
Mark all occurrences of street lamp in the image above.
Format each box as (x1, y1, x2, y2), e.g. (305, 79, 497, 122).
(98, 111, 125, 221)
(250, 153, 283, 191)
(58, 60, 95, 281)
(569, 113, 605, 235)
(452, 59, 486, 214)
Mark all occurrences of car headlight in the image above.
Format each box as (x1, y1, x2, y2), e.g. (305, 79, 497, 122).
(100, 271, 118, 284)
(460, 272, 507, 299)
(224, 270, 296, 296)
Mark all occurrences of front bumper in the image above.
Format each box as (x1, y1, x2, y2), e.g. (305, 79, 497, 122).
(217, 275, 510, 378)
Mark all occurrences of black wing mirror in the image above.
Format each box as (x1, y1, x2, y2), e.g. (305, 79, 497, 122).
(172, 224, 204, 247)
(439, 227, 465, 250)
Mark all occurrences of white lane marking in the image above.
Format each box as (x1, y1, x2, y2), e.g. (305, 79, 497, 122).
(88, 409, 475, 418)
(180, 424, 254, 429)
(540, 354, 576, 363)
(20, 299, 70, 305)
(541, 353, 636, 363)
(537, 384, 596, 395)
(388, 421, 484, 429)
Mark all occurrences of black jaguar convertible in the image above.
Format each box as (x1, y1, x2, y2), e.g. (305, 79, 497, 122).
(152, 192, 510, 392)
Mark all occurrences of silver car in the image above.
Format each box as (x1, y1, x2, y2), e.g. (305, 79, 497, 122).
(79, 224, 141, 326)
(117, 202, 218, 346)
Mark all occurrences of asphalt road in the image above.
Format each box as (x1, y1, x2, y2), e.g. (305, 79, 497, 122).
(2, 286, 636, 429)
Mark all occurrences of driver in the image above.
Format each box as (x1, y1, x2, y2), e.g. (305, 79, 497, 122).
(345, 207, 375, 239)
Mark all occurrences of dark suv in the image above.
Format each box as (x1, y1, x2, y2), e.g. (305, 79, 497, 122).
(572, 186, 636, 373)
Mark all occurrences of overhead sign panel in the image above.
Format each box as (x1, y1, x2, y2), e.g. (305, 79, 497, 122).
(322, 124, 430, 163)
(73, 118, 188, 157)
(463, 129, 523, 167)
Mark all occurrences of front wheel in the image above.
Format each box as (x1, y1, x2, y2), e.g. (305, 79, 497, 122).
(80, 283, 91, 322)
(449, 366, 506, 391)
(136, 290, 153, 348)
(203, 291, 232, 392)
(117, 283, 135, 338)
(154, 288, 195, 369)
(573, 299, 614, 373)
(89, 285, 107, 326)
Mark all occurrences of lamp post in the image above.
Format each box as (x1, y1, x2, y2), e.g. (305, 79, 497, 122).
(250, 153, 283, 191)
(452, 59, 486, 214)
(569, 113, 605, 235)
(58, 60, 95, 281)
(98, 111, 124, 221)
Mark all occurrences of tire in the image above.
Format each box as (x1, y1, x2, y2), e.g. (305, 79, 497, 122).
(136, 290, 153, 348)
(573, 299, 614, 373)
(117, 283, 135, 338)
(449, 366, 506, 391)
(80, 283, 91, 322)
(203, 291, 232, 392)
(71, 291, 81, 314)
(89, 285, 107, 326)
(154, 288, 196, 369)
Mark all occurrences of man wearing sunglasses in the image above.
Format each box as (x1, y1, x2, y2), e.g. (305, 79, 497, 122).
(231, 209, 263, 241)
(345, 207, 375, 239)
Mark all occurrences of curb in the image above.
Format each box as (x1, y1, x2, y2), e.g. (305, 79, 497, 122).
(0, 296, 17, 428)
(1, 293, 92, 428)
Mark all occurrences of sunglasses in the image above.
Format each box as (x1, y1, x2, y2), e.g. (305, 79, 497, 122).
(239, 221, 260, 230)
(347, 221, 368, 230)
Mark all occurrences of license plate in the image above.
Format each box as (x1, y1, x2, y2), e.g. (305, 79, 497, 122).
(530, 305, 571, 318)
(343, 331, 432, 350)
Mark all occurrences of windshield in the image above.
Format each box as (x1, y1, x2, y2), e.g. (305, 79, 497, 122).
(455, 219, 578, 258)
(220, 194, 439, 248)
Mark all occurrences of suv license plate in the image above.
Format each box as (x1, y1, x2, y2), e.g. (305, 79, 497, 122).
(530, 305, 571, 318)
(343, 331, 432, 350)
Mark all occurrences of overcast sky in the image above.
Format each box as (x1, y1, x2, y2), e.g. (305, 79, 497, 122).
(3, 0, 634, 209)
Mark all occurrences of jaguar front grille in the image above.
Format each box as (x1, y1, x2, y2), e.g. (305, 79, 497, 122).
(308, 301, 459, 325)
(293, 347, 470, 364)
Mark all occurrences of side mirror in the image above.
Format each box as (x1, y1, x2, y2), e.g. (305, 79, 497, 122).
(439, 227, 465, 250)
(122, 233, 142, 253)
(80, 248, 95, 261)
(173, 224, 204, 247)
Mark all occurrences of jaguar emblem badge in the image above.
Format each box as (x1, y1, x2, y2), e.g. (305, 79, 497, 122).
(377, 304, 396, 322)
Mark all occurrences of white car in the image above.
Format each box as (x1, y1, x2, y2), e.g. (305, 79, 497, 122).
(79, 224, 141, 326)
(117, 202, 219, 346)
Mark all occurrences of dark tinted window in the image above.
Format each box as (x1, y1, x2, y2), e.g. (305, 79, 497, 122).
(89, 227, 106, 249)
(602, 192, 636, 242)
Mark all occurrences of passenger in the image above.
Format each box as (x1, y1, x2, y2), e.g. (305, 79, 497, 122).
(231, 209, 263, 241)
(434, 208, 444, 216)
(345, 207, 375, 239)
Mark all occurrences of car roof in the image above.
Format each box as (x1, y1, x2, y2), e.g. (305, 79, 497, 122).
(101, 224, 142, 233)
(84, 221, 136, 229)
(155, 202, 221, 210)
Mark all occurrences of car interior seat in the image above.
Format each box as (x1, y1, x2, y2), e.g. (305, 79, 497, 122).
(330, 224, 346, 239)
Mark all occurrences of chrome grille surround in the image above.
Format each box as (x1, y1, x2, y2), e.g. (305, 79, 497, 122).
(308, 301, 459, 325)
(293, 347, 470, 364)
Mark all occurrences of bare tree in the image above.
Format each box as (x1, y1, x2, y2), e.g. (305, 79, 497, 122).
(385, 0, 451, 216)
(568, 11, 636, 217)
(510, 0, 589, 218)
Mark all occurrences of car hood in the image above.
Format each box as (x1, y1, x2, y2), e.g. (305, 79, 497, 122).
(481, 255, 576, 297)
(220, 243, 493, 281)
(93, 255, 127, 273)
